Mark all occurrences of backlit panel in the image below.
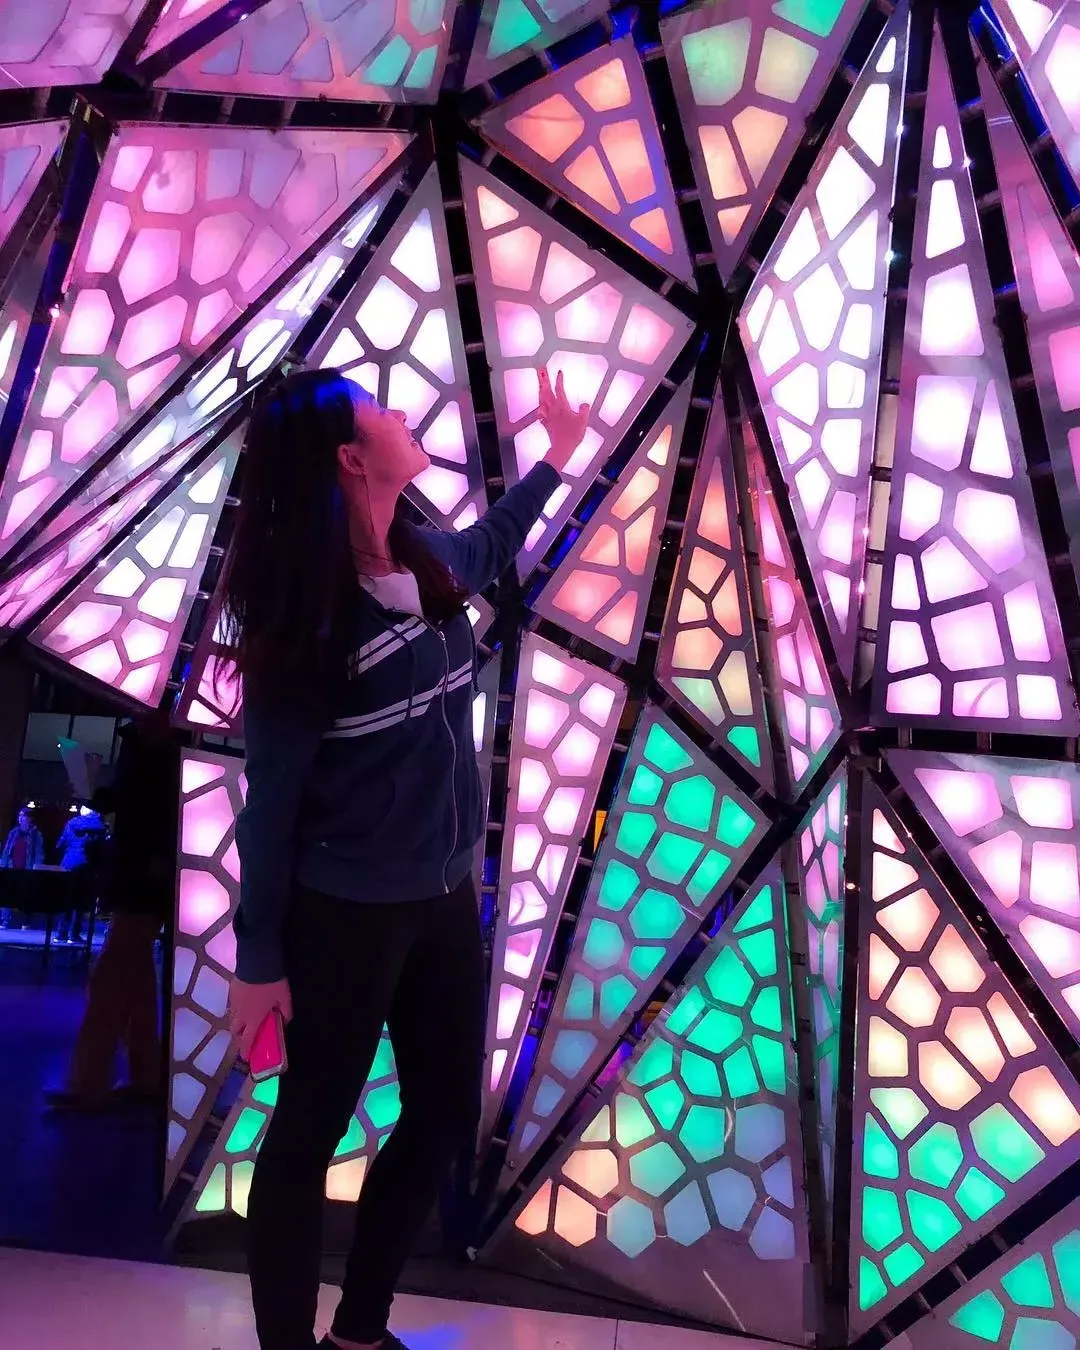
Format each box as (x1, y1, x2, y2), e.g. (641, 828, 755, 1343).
(797, 765, 846, 1221)
(661, 0, 870, 282)
(655, 397, 773, 790)
(158, 0, 459, 104)
(0, 0, 145, 89)
(477, 37, 694, 284)
(504, 703, 770, 1180)
(140, 0, 232, 60)
(503, 863, 813, 1344)
(981, 60, 1080, 592)
(741, 10, 907, 679)
(461, 158, 694, 580)
(849, 784, 1080, 1332)
(872, 30, 1078, 735)
(482, 630, 627, 1138)
(0, 124, 407, 566)
(0, 122, 66, 250)
(991, 0, 1080, 186)
(888, 748, 1080, 1051)
(167, 748, 245, 1190)
(311, 164, 485, 530)
(27, 431, 241, 706)
(532, 379, 690, 661)
(748, 439, 842, 794)
(465, 0, 611, 89)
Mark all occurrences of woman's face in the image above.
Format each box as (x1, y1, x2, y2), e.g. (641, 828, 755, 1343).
(339, 388, 430, 500)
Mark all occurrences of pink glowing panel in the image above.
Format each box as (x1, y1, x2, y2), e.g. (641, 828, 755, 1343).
(465, 0, 611, 89)
(747, 431, 842, 795)
(310, 165, 484, 530)
(28, 433, 241, 707)
(478, 37, 694, 284)
(850, 781, 1080, 1334)
(889, 748, 1080, 1047)
(661, 0, 869, 282)
(0, 122, 66, 252)
(872, 31, 1077, 735)
(157, 0, 459, 103)
(481, 630, 626, 1141)
(0, 126, 408, 566)
(0, 0, 145, 89)
(993, 1, 1080, 184)
(167, 748, 245, 1191)
(534, 379, 690, 661)
(139, 0, 231, 60)
(741, 11, 907, 680)
(461, 158, 694, 580)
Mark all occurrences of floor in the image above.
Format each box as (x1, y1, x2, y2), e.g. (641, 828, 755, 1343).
(0, 1249, 784, 1349)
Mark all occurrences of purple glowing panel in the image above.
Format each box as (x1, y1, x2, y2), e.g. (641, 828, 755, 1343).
(482, 630, 627, 1140)
(655, 396, 773, 791)
(0, 1, 145, 89)
(872, 30, 1078, 735)
(661, 0, 870, 283)
(461, 157, 694, 581)
(502, 703, 770, 1184)
(888, 748, 1080, 1053)
(477, 37, 695, 284)
(991, 1, 1080, 187)
(500, 862, 813, 1344)
(157, 0, 459, 104)
(532, 379, 690, 662)
(167, 748, 245, 1191)
(27, 430, 242, 706)
(980, 61, 1080, 595)
(0, 125, 409, 567)
(465, 0, 611, 90)
(310, 165, 485, 530)
(0, 121, 66, 249)
(741, 9, 907, 680)
(850, 783, 1080, 1332)
(140, 0, 232, 60)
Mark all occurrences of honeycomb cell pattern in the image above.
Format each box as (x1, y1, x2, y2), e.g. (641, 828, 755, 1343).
(0, 0, 146, 89)
(533, 378, 690, 662)
(871, 28, 1078, 735)
(991, 1, 1080, 186)
(460, 155, 695, 580)
(655, 397, 773, 790)
(661, 0, 870, 282)
(503, 703, 769, 1180)
(742, 9, 908, 679)
(510, 864, 812, 1345)
(140, 0, 233, 61)
(477, 36, 695, 284)
(850, 784, 1080, 1333)
(465, 0, 612, 89)
(482, 630, 627, 1139)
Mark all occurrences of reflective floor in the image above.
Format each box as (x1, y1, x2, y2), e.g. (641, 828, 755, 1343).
(0, 1249, 786, 1349)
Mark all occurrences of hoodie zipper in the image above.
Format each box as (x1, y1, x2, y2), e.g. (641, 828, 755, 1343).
(429, 620, 457, 893)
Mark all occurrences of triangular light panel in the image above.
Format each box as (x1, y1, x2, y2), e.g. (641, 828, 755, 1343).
(500, 862, 812, 1345)
(310, 164, 485, 529)
(461, 157, 694, 580)
(656, 396, 773, 790)
(849, 784, 1080, 1333)
(661, 0, 870, 283)
(0, 121, 66, 249)
(477, 36, 695, 284)
(888, 748, 1080, 1049)
(0, 125, 409, 567)
(0, 2, 146, 89)
(532, 378, 690, 661)
(482, 631, 627, 1139)
(140, 0, 232, 61)
(466, 0, 611, 90)
(156, 0, 459, 103)
(503, 703, 769, 1182)
(872, 28, 1079, 735)
(741, 7, 908, 680)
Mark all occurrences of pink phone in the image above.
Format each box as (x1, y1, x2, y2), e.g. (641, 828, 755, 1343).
(248, 1008, 288, 1082)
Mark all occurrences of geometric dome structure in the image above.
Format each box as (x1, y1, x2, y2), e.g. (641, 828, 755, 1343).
(2, 2, 1080, 1345)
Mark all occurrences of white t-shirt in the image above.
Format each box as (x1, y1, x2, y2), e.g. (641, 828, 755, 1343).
(360, 568, 424, 618)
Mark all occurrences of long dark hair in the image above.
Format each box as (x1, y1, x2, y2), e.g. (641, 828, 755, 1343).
(219, 368, 465, 707)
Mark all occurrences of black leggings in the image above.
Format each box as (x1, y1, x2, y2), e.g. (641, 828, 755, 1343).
(247, 877, 485, 1349)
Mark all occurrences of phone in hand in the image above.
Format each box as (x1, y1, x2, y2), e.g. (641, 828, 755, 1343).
(248, 1007, 288, 1082)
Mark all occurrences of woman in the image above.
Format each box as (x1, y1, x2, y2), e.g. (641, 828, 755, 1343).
(0, 806, 44, 928)
(223, 365, 589, 1350)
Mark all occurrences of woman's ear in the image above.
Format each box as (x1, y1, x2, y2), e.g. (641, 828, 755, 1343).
(337, 440, 365, 480)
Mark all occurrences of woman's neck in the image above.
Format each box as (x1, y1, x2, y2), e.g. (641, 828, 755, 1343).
(348, 494, 398, 578)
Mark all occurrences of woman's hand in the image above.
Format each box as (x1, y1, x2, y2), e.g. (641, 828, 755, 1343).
(229, 975, 293, 1061)
(538, 367, 590, 474)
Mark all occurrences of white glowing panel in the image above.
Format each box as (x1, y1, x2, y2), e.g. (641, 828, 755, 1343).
(991, 1, 1080, 185)
(0, 1, 145, 88)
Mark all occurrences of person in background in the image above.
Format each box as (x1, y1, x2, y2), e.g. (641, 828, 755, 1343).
(0, 807, 45, 928)
(46, 709, 180, 1110)
(54, 803, 108, 945)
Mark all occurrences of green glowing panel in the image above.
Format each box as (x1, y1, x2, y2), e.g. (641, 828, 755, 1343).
(772, 0, 848, 38)
(467, 0, 611, 87)
(503, 707, 768, 1180)
(682, 21, 752, 107)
